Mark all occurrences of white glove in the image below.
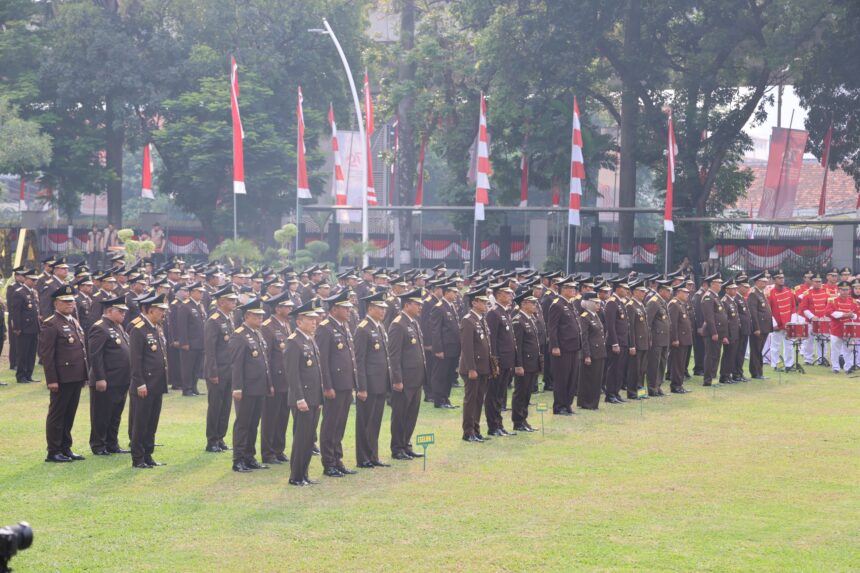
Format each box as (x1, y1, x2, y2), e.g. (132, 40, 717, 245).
(833, 311, 844, 319)
(803, 310, 814, 320)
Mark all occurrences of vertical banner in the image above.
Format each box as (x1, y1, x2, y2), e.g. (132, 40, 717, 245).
(757, 127, 808, 219)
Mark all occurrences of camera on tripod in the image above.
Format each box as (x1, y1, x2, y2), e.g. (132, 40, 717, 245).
(0, 522, 33, 573)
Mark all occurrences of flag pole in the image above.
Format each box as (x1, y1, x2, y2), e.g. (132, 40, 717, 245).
(664, 230, 669, 276)
(233, 193, 237, 241)
(472, 217, 479, 271)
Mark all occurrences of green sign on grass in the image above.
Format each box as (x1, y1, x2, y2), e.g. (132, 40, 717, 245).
(536, 402, 548, 412)
(416, 433, 435, 446)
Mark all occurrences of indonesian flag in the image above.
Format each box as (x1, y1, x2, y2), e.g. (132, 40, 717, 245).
(818, 123, 832, 217)
(551, 176, 560, 207)
(569, 97, 584, 226)
(415, 135, 426, 209)
(475, 92, 490, 221)
(329, 103, 348, 224)
(363, 70, 378, 206)
(664, 112, 677, 232)
(520, 141, 529, 207)
(230, 56, 246, 195)
(142, 144, 154, 199)
(296, 87, 311, 200)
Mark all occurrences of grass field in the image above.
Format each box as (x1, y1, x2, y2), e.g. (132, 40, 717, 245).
(0, 362, 858, 572)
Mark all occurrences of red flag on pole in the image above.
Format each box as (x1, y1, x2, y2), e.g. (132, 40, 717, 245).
(142, 144, 154, 199)
(329, 103, 349, 224)
(415, 136, 426, 209)
(569, 97, 584, 226)
(818, 124, 833, 217)
(519, 145, 529, 207)
(664, 113, 677, 232)
(475, 92, 490, 221)
(230, 56, 246, 195)
(296, 87, 311, 200)
(363, 70, 378, 206)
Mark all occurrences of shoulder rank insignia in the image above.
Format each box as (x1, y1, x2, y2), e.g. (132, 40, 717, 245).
(287, 332, 297, 340)
(209, 312, 219, 320)
(581, 311, 589, 317)
(435, 301, 443, 307)
(262, 318, 272, 326)
(134, 321, 145, 329)
(392, 315, 402, 323)
(235, 326, 245, 334)
(319, 319, 330, 326)
(94, 319, 103, 326)
(358, 319, 368, 328)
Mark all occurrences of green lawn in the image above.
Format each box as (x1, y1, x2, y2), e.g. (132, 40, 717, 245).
(0, 363, 858, 572)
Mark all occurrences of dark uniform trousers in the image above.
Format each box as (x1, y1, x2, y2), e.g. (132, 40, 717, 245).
(462, 375, 489, 436)
(261, 391, 290, 460)
(626, 351, 647, 396)
(233, 394, 264, 464)
(670, 345, 690, 390)
(355, 392, 386, 464)
(290, 406, 321, 482)
(130, 392, 163, 465)
(390, 385, 421, 455)
(485, 367, 513, 432)
(206, 376, 232, 447)
(734, 334, 749, 378)
(432, 355, 458, 406)
(577, 358, 604, 409)
(167, 347, 181, 389)
(47, 383, 83, 455)
(551, 351, 580, 413)
(8, 318, 16, 369)
(703, 338, 722, 385)
(749, 334, 766, 378)
(605, 349, 628, 397)
(720, 340, 738, 381)
(692, 332, 705, 374)
(89, 386, 127, 451)
(16, 333, 37, 382)
(541, 344, 552, 389)
(512, 372, 537, 425)
(646, 345, 669, 393)
(320, 390, 351, 469)
(180, 349, 203, 393)
(423, 351, 436, 400)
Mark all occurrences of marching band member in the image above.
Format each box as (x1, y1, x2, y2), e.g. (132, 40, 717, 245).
(825, 281, 860, 374)
(798, 274, 830, 365)
(767, 270, 796, 372)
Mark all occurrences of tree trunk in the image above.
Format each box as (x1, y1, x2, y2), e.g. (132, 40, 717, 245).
(396, 0, 417, 268)
(617, 0, 641, 271)
(105, 97, 124, 227)
(200, 214, 219, 261)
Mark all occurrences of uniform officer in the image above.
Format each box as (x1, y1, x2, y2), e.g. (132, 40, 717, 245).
(428, 282, 461, 409)
(202, 286, 238, 452)
(260, 291, 294, 465)
(486, 284, 517, 435)
(668, 287, 693, 393)
(75, 276, 95, 332)
(625, 282, 651, 400)
(734, 279, 752, 381)
(166, 283, 187, 390)
(747, 272, 773, 379)
(720, 282, 741, 384)
(286, 300, 324, 486)
(701, 276, 729, 386)
(539, 275, 560, 391)
(388, 289, 427, 459)
(578, 293, 606, 409)
(547, 277, 583, 415)
(37, 258, 67, 320)
(316, 289, 358, 477)
(10, 269, 41, 384)
(176, 282, 206, 396)
(229, 298, 273, 473)
(420, 280, 443, 402)
(354, 292, 392, 468)
(40, 285, 88, 463)
(87, 295, 130, 456)
(6, 266, 26, 371)
(129, 293, 169, 468)
(459, 287, 492, 443)
(511, 293, 541, 430)
(645, 281, 672, 397)
(604, 280, 630, 404)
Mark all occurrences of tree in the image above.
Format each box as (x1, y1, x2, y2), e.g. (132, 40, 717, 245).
(0, 100, 52, 175)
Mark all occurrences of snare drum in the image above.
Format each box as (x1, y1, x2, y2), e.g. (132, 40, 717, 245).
(785, 322, 807, 339)
(811, 317, 831, 336)
(843, 322, 860, 339)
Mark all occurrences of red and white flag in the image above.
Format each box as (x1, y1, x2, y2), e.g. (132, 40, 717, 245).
(519, 143, 529, 207)
(818, 123, 833, 217)
(230, 56, 246, 195)
(296, 87, 311, 200)
(329, 103, 349, 224)
(569, 97, 584, 226)
(475, 92, 491, 221)
(664, 112, 677, 232)
(415, 135, 426, 209)
(363, 70, 378, 206)
(142, 144, 155, 199)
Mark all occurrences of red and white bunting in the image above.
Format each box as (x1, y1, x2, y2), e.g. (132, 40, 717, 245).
(329, 103, 349, 224)
(818, 123, 832, 217)
(415, 135, 426, 209)
(569, 97, 584, 226)
(142, 143, 155, 199)
(520, 144, 529, 207)
(363, 70, 378, 206)
(230, 56, 246, 195)
(664, 113, 677, 232)
(296, 87, 311, 200)
(475, 92, 490, 221)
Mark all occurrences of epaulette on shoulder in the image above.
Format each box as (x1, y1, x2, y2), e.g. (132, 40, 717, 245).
(170, 299, 179, 305)
(358, 319, 368, 329)
(435, 301, 443, 307)
(94, 319, 103, 326)
(261, 294, 270, 301)
(581, 311, 589, 317)
(287, 332, 297, 340)
(550, 299, 560, 306)
(235, 326, 245, 334)
(262, 318, 272, 326)
(43, 315, 55, 323)
(134, 321, 145, 329)
(182, 299, 190, 304)
(319, 319, 330, 326)
(209, 312, 219, 320)
(392, 315, 402, 323)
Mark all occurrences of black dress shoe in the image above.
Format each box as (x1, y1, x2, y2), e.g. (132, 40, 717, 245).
(192, 389, 202, 396)
(205, 445, 222, 453)
(499, 428, 517, 436)
(513, 424, 528, 432)
(615, 395, 627, 403)
(145, 458, 164, 467)
(232, 462, 252, 473)
(463, 434, 480, 443)
(323, 467, 344, 477)
(579, 406, 599, 410)
(262, 458, 283, 465)
(288, 479, 306, 486)
(64, 451, 85, 461)
(182, 390, 195, 397)
(423, 396, 434, 403)
(45, 453, 72, 463)
(218, 441, 231, 451)
(488, 428, 504, 436)
(245, 459, 269, 470)
(17, 379, 32, 384)
(648, 391, 659, 397)
(451, 382, 462, 388)
(670, 388, 685, 394)
(304, 478, 320, 485)
(133, 462, 153, 469)
(27, 378, 40, 383)
(357, 461, 375, 469)
(311, 446, 321, 456)
(392, 452, 413, 460)
(276, 453, 289, 463)
(554, 410, 573, 416)
(92, 449, 111, 456)
(371, 460, 391, 467)
(107, 447, 130, 454)
(337, 466, 358, 475)
(406, 450, 424, 458)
